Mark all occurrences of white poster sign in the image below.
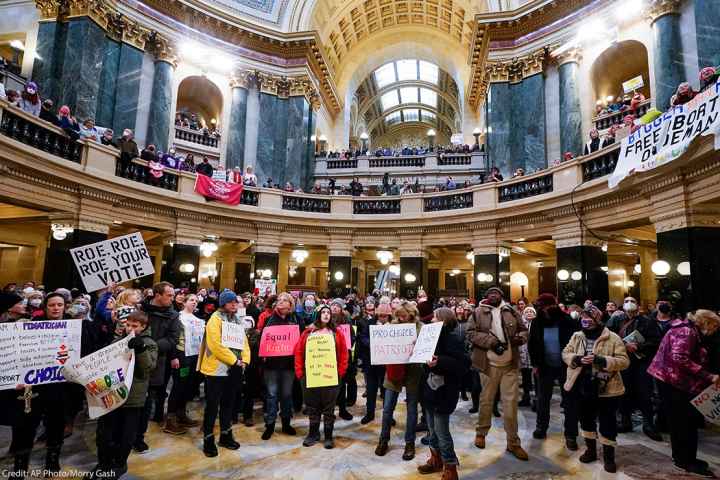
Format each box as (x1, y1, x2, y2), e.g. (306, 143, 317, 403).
(180, 316, 205, 357)
(692, 383, 720, 426)
(63, 335, 136, 419)
(70, 232, 155, 292)
(0, 320, 82, 390)
(221, 322, 246, 350)
(408, 322, 444, 363)
(622, 75, 644, 94)
(370, 323, 417, 365)
(610, 79, 720, 188)
(255, 279, 277, 296)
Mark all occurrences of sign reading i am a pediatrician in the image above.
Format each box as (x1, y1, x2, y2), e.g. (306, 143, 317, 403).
(70, 232, 155, 292)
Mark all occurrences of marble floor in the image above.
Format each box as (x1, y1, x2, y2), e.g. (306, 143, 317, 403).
(2, 386, 719, 480)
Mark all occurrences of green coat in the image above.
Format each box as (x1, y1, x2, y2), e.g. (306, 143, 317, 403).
(123, 328, 158, 408)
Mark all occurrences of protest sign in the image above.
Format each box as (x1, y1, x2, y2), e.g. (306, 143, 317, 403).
(610, 79, 720, 188)
(70, 232, 154, 292)
(370, 323, 417, 365)
(0, 320, 82, 390)
(305, 334, 338, 388)
(259, 325, 300, 357)
(622, 75, 644, 94)
(180, 315, 205, 357)
(692, 383, 720, 426)
(337, 324, 352, 350)
(255, 279, 277, 296)
(63, 336, 135, 419)
(221, 322, 247, 350)
(408, 322, 444, 363)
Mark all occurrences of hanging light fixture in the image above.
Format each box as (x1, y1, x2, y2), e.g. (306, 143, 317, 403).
(388, 265, 400, 276)
(291, 249, 309, 264)
(557, 269, 570, 281)
(200, 239, 219, 257)
(651, 260, 670, 276)
(376, 250, 393, 265)
(51, 224, 74, 241)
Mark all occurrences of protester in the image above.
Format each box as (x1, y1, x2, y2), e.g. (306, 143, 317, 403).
(358, 302, 390, 424)
(330, 298, 355, 421)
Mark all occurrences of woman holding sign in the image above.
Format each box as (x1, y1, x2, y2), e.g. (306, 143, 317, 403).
(197, 291, 251, 457)
(294, 305, 349, 449)
(648, 309, 720, 478)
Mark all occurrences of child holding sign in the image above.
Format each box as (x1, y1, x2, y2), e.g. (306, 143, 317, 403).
(294, 305, 349, 449)
(197, 291, 251, 457)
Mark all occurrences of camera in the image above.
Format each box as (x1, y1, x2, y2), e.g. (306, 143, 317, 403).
(493, 342, 507, 356)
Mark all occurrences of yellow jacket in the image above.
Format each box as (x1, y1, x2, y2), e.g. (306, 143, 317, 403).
(197, 310, 251, 377)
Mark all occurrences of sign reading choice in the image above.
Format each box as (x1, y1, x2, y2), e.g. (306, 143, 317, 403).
(70, 232, 155, 292)
(259, 325, 300, 357)
(221, 322, 247, 350)
(370, 323, 443, 365)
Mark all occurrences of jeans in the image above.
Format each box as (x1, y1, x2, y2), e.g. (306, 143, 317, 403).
(363, 366, 385, 417)
(426, 409, 458, 465)
(263, 369, 295, 426)
(96, 407, 142, 468)
(579, 395, 618, 445)
(535, 366, 578, 437)
(136, 385, 165, 444)
(658, 381, 702, 466)
(380, 389, 418, 443)
(203, 367, 243, 437)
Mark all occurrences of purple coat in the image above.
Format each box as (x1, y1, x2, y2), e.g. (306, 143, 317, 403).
(647, 318, 713, 395)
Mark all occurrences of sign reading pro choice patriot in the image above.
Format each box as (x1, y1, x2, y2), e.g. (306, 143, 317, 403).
(370, 323, 417, 365)
(259, 325, 300, 357)
(70, 232, 154, 292)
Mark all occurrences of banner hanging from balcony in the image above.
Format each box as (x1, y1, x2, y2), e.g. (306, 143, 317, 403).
(194, 174, 244, 205)
(609, 79, 720, 189)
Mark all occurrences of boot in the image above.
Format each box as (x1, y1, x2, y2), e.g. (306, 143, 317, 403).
(261, 423, 274, 440)
(281, 418, 296, 436)
(219, 430, 240, 450)
(441, 464, 459, 480)
(602, 445, 617, 473)
(13, 453, 30, 476)
(402, 441, 416, 461)
(177, 410, 201, 428)
(163, 414, 188, 435)
(417, 448, 443, 474)
(339, 409, 353, 421)
(617, 413, 633, 432)
(323, 422, 335, 449)
(44, 446, 61, 475)
(579, 438, 597, 463)
(642, 418, 663, 441)
(375, 438, 389, 456)
(474, 434, 485, 449)
(203, 435, 218, 457)
(303, 422, 321, 447)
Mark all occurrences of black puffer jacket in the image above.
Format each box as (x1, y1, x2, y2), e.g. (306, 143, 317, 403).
(422, 324, 469, 415)
(528, 306, 579, 369)
(142, 301, 181, 385)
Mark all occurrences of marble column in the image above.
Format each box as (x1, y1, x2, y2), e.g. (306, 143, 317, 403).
(112, 43, 144, 135)
(32, 21, 64, 105)
(555, 245, 609, 305)
(226, 81, 249, 170)
(694, 0, 720, 69)
(328, 256, 352, 297)
(95, 37, 121, 128)
(399, 257, 428, 300)
(487, 82, 512, 176)
(160, 244, 200, 290)
(145, 59, 174, 151)
(305, 107, 317, 190)
(43, 229, 106, 292)
(558, 51, 583, 157)
(285, 96, 311, 189)
(649, 1, 684, 110)
(273, 97, 289, 184)
(256, 93, 278, 185)
(510, 73, 546, 172)
(656, 227, 720, 313)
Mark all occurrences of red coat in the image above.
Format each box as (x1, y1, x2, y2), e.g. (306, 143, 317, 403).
(294, 327, 349, 380)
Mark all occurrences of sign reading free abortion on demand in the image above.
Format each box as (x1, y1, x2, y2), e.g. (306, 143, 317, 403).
(70, 232, 155, 292)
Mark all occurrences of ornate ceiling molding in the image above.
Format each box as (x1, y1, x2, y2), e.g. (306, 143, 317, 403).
(644, 0, 682, 24)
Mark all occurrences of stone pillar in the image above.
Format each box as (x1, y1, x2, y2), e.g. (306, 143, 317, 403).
(553, 234, 609, 305)
(694, 0, 720, 69)
(253, 243, 280, 294)
(33, 20, 63, 105)
(160, 242, 200, 290)
(256, 92, 278, 185)
(638, 246, 658, 308)
(226, 74, 250, 170)
(285, 96, 312, 190)
(648, 0, 685, 110)
(557, 48, 583, 157)
(95, 36, 122, 128)
(487, 82, 512, 176)
(399, 243, 428, 300)
(145, 51, 175, 151)
(509, 73, 546, 173)
(112, 43, 144, 135)
(43, 221, 108, 292)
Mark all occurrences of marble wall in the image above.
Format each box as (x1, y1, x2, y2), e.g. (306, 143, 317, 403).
(32, 21, 64, 105)
(145, 61, 174, 151)
(95, 38, 121, 128)
(652, 13, 684, 110)
(226, 86, 248, 170)
(694, 0, 720, 69)
(544, 64, 561, 165)
(244, 86, 260, 171)
(285, 96, 311, 189)
(487, 82, 512, 175)
(256, 92, 277, 184)
(112, 44, 144, 135)
(559, 62, 582, 158)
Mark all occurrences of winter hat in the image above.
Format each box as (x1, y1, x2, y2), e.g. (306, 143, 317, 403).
(219, 290, 238, 307)
(330, 298, 346, 309)
(313, 304, 332, 323)
(582, 305, 603, 324)
(485, 286, 504, 297)
(376, 304, 392, 316)
(535, 293, 557, 309)
(0, 292, 23, 315)
(523, 306, 537, 318)
(418, 299, 434, 320)
(59, 105, 70, 116)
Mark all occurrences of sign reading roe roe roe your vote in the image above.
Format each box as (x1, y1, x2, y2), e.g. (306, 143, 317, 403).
(70, 232, 155, 292)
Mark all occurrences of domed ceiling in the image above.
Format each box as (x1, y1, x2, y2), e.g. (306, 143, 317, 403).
(199, 0, 289, 25)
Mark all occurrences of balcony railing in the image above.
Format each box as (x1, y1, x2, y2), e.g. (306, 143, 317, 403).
(498, 174, 553, 203)
(438, 154, 472, 166)
(174, 126, 219, 148)
(369, 156, 426, 168)
(282, 194, 331, 213)
(593, 99, 651, 131)
(581, 145, 620, 182)
(0, 104, 82, 163)
(327, 159, 358, 169)
(353, 199, 401, 214)
(116, 159, 180, 191)
(240, 188, 259, 206)
(424, 191, 473, 212)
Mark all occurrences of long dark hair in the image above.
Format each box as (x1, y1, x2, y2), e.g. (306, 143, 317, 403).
(312, 306, 336, 331)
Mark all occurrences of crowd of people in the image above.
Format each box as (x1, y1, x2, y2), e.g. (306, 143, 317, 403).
(174, 111, 221, 139)
(316, 143, 481, 160)
(1, 278, 718, 479)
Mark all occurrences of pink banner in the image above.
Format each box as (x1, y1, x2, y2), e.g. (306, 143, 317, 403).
(259, 325, 300, 357)
(337, 324, 351, 350)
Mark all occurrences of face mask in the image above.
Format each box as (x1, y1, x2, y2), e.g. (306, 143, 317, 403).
(581, 318, 594, 329)
(658, 303, 671, 314)
(304, 300, 315, 308)
(74, 304, 89, 315)
(623, 301, 637, 313)
(26, 88, 36, 95)
(29, 298, 42, 308)
(570, 311, 580, 320)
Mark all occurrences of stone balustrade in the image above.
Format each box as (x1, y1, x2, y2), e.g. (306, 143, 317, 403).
(368, 156, 426, 168)
(326, 158, 358, 169)
(593, 99, 652, 131)
(174, 126, 219, 148)
(580, 144, 621, 182)
(282, 193, 331, 213)
(498, 173, 554, 203)
(438, 153, 474, 166)
(423, 191, 473, 212)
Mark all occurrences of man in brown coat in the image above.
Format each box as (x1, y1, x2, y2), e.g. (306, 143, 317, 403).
(466, 286, 529, 460)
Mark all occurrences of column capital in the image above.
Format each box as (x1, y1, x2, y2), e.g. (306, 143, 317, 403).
(162, 233, 203, 246)
(399, 247, 427, 258)
(145, 31, 178, 68)
(230, 70, 256, 89)
(645, 0, 682, 23)
(555, 46, 583, 66)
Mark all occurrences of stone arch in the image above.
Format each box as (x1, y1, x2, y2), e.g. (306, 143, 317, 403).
(175, 75, 224, 131)
(590, 40, 651, 106)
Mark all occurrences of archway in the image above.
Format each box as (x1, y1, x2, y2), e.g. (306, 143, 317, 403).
(591, 40, 651, 106)
(175, 76, 224, 133)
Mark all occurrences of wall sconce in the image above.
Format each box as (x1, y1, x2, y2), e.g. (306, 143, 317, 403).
(179, 263, 195, 273)
(404, 273, 417, 283)
(651, 260, 670, 277)
(570, 271, 582, 281)
(334, 271, 344, 281)
(557, 269, 570, 281)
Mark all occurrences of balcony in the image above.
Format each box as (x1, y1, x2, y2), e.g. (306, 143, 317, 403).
(174, 126, 219, 148)
(424, 191, 473, 212)
(327, 159, 358, 169)
(353, 199, 401, 215)
(581, 145, 621, 182)
(282, 194, 331, 213)
(368, 156, 425, 168)
(593, 99, 651, 131)
(438, 153, 472, 166)
(498, 174, 553, 203)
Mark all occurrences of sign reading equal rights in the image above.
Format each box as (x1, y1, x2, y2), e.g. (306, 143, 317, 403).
(259, 325, 300, 357)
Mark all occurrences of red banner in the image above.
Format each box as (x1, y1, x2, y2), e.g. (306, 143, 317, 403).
(194, 174, 243, 205)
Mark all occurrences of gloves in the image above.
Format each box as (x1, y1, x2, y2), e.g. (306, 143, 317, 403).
(492, 342, 507, 356)
(127, 337, 147, 353)
(593, 355, 607, 368)
(510, 335, 524, 347)
(571, 355, 583, 368)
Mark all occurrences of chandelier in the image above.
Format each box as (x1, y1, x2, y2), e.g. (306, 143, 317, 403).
(376, 250, 393, 265)
(291, 249, 309, 263)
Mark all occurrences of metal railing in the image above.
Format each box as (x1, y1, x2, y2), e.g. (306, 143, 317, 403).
(0, 105, 82, 163)
(116, 159, 180, 191)
(438, 154, 472, 166)
(593, 99, 651, 131)
(498, 174, 553, 202)
(369, 156, 426, 168)
(353, 199, 401, 214)
(581, 144, 620, 182)
(327, 159, 358, 169)
(174, 126, 219, 148)
(424, 191, 473, 212)
(282, 194, 331, 213)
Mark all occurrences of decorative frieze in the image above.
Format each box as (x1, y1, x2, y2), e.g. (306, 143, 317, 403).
(554, 46, 583, 66)
(645, 0, 683, 23)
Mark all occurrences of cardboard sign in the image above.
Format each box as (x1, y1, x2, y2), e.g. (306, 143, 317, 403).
(221, 321, 246, 350)
(610, 79, 720, 188)
(180, 314, 205, 357)
(70, 232, 154, 292)
(305, 333, 338, 388)
(255, 279, 277, 296)
(63, 335, 135, 419)
(337, 324, 352, 350)
(259, 325, 300, 357)
(408, 322, 444, 363)
(622, 75, 644, 94)
(369, 323, 417, 365)
(0, 320, 82, 390)
(692, 383, 720, 425)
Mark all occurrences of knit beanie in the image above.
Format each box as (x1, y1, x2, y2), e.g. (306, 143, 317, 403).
(219, 290, 238, 307)
(0, 292, 23, 315)
(535, 293, 557, 309)
(330, 298, 346, 309)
